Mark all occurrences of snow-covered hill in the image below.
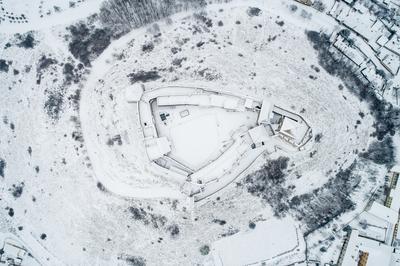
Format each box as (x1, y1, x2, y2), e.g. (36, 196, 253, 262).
(0, 0, 397, 265)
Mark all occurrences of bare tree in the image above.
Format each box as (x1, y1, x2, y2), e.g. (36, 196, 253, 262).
(99, 0, 207, 36)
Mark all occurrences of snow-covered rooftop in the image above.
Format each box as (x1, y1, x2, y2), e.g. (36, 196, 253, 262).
(341, 230, 399, 266)
(212, 218, 305, 266)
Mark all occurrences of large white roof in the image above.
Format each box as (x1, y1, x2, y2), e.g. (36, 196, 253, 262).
(257, 99, 273, 124)
(212, 218, 305, 266)
(280, 117, 308, 143)
(369, 202, 398, 225)
(342, 230, 397, 266)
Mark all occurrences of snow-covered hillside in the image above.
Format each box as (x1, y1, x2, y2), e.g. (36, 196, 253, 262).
(0, 0, 398, 265)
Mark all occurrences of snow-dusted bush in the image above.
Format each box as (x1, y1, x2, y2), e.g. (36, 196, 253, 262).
(167, 224, 180, 238)
(0, 59, 10, 72)
(72, 130, 84, 142)
(171, 57, 186, 67)
(247, 7, 262, 17)
(312, 0, 326, 12)
(118, 254, 146, 266)
(68, 89, 81, 111)
(10, 182, 24, 198)
(314, 133, 323, 142)
(96, 182, 106, 192)
(44, 91, 64, 120)
(300, 9, 312, 19)
(248, 156, 289, 184)
(199, 245, 210, 255)
(67, 23, 112, 66)
(37, 55, 57, 71)
(129, 207, 147, 220)
(62, 62, 85, 86)
(359, 136, 395, 167)
(128, 206, 168, 229)
(212, 219, 226, 225)
(248, 221, 256, 229)
(106, 134, 123, 146)
(128, 70, 161, 83)
(36, 55, 58, 85)
(16, 32, 36, 49)
(289, 4, 298, 12)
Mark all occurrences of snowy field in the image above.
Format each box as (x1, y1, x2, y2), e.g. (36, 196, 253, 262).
(0, 0, 102, 33)
(0, 0, 396, 265)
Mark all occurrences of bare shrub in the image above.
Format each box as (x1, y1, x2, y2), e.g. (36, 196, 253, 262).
(247, 7, 261, 17)
(142, 42, 154, 52)
(118, 254, 146, 266)
(312, 0, 326, 12)
(300, 9, 312, 19)
(128, 207, 168, 229)
(193, 12, 213, 27)
(128, 70, 161, 83)
(212, 219, 226, 225)
(172, 57, 186, 67)
(167, 224, 180, 238)
(0, 59, 10, 72)
(314, 133, 323, 142)
(96, 182, 107, 192)
(199, 245, 210, 255)
(17, 32, 36, 48)
(10, 182, 24, 198)
(37, 55, 57, 71)
(44, 91, 64, 120)
(0, 158, 5, 178)
(249, 221, 256, 229)
(107, 134, 123, 146)
(289, 4, 298, 12)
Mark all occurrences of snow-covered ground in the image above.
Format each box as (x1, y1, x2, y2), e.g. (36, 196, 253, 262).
(0, 0, 102, 33)
(82, 0, 372, 198)
(0, 0, 396, 265)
